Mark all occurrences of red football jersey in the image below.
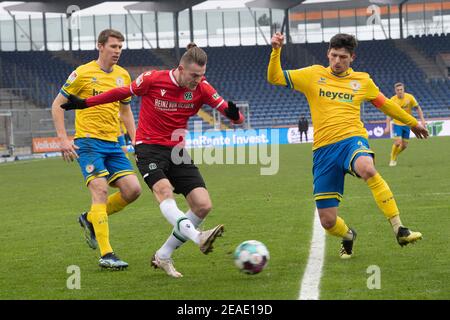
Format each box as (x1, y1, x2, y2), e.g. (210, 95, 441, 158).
(130, 69, 225, 147)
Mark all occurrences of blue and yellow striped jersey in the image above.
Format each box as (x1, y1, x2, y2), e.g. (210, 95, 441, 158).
(390, 93, 418, 125)
(60, 60, 131, 142)
(282, 64, 380, 149)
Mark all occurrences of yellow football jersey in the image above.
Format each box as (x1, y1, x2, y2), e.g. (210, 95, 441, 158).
(60, 60, 131, 142)
(390, 93, 418, 125)
(283, 65, 380, 149)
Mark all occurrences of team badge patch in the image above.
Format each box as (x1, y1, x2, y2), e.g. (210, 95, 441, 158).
(149, 163, 157, 170)
(350, 80, 361, 91)
(67, 71, 77, 83)
(85, 164, 95, 174)
(116, 76, 124, 87)
(212, 93, 220, 100)
(184, 92, 193, 100)
(136, 74, 144, 87)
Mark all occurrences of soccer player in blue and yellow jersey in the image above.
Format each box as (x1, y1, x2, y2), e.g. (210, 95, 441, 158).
(51, 29, 141, 269)
(268, 33, 428, 258)
(385, 83, 426, 166)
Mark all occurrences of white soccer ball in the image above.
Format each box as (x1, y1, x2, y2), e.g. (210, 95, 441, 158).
(233, 240, 270, 275)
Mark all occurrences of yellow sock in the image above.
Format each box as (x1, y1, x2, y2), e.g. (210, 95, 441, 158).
(326, 216, 351, 239)
(390, 144, 397, 161)
(106, 192, 128, 216)
(391, 144, 402, 161)
(367, 173, 399, 219)
(87, 203, 112, 256)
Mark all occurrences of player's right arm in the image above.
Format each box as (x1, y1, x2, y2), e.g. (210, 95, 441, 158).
(60, 71, 153, 110)
(267, 32, 287, 86)
(267, 32, 312, 92)
(51, 93, 79, 162)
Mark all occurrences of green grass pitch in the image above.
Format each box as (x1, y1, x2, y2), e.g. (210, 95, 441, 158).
(0, 137, 449, 299)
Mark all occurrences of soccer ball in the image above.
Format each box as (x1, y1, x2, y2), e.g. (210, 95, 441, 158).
(233, 240, 270, 275)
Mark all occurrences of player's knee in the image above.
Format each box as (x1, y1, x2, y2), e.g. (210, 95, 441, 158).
(194, 201, 212, 218)
(153, 185, 173, 200)
(402, 143, 408, 150)
(360, 167, 377, 181)
(123, 183, 142, 202)
(89, 183, 108, 202)
(320, 215, 336, 230)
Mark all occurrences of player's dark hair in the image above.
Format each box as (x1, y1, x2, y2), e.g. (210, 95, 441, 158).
(394, 82, 405, 88)
(180, 42, 207, 66)
(97, 29, 125, 45)
(329, 33, 357, 55)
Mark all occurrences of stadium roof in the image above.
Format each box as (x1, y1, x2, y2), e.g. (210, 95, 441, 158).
(246, 0, 306, 10)
(124, 1, 205, 12)
(2, 0, 421, 15)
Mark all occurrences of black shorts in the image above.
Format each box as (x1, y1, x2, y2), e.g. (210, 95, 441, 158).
(135, 143, 206, 197)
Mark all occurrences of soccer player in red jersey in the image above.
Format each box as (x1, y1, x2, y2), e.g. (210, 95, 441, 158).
(61, 43, 244, 277)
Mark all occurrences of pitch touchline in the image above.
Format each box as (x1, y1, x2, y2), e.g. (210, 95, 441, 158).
(298, 208, 326, 300)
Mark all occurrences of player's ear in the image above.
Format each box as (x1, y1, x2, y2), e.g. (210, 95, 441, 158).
(351, 53, 356, 62)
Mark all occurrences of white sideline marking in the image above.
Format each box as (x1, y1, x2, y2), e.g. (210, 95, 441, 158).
(299, 208, 326, 300)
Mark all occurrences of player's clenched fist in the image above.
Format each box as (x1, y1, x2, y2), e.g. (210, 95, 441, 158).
(271, 32, 284, 49)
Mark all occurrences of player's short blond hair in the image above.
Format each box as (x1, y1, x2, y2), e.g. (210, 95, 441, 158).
(97, 29, 125, 45)
(180, 42, 207, 66)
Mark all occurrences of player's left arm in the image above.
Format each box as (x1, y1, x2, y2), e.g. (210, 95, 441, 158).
(201, 80, 245, 124)
(415, 105, 426, 127)
(119, 103, 136, 145)
(366, 78, 428, 138)
(371, 94, 428, 139)
(384, 116, 391, 135)
(217, 101, 245, 124)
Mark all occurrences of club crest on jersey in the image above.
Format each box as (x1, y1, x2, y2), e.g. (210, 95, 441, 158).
(350, 80, 361, 92)
(148, 163, 157, 170)
(91, 77, 97, 83)
(212, 93, 220, 100)
(116, 77, 124, 87)
(318, 77, 326, 84)
(85, 164, 95, 174)
(184, 92, 193, 100)
(67, 71, 77, 83)
(161, 89, 167, 97)
(136, 74, 144, 87)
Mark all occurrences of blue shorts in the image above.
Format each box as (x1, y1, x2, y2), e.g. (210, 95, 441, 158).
(393, 124, 410, 140)
(74, 138, 135, 186)
(118, 135, 126, 147)
(313, 136, 374, 209)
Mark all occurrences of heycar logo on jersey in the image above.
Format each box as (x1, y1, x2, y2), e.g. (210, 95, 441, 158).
(319, 88, 354, 102)
(92, 89, 104, 96)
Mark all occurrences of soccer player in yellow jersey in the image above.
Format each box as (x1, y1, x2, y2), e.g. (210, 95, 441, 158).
(268, 33, 428, 258)
(385, 83, 426, 166)
(51, 29, 141, 269)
